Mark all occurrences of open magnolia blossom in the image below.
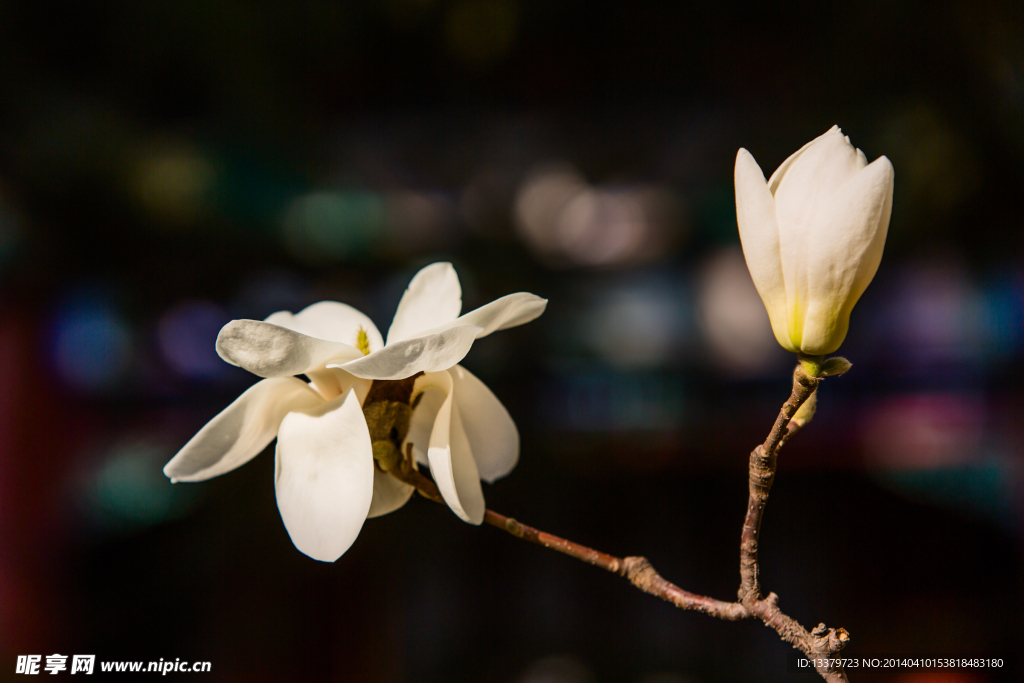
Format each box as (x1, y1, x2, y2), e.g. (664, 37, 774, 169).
(735, 126, 894, 356)
(163, 262, 546, 562)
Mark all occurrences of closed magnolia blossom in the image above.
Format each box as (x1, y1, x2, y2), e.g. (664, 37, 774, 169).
(163, 263, 546, 562)
(735, 126, 894, 356)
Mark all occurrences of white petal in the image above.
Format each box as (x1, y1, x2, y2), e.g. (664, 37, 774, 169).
(275, 389, 374, 562)
(773, 127, 868, 239)
(772, 129, 871, 350)
(404, 378, 448, 466)
(449, 365, 519, 483)
(367, 468, 415, 518)
(216, 320, 364, 378)
(418, 370, 485, 524)
(330, 325, 483, 380)
(796, 156, 895, 354)
(265, 301, 384, 354)
(163, 377, 322, 483)
(418, 292, 547, 340)
(766, 125, 838, 193)
(305, 367, 373, 404)
(386, 262, 462, 344)
(734, 149, 794, 352)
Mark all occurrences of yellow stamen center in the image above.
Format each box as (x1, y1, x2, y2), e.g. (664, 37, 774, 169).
(356, 326, 371, 356)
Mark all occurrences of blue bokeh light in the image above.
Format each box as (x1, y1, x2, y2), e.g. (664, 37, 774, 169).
(49, 292, 133, 392)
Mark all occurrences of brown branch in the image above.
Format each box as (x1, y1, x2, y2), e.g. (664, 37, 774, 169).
(739, 365, 818, 604)
(379, 364, 851, 681)
(736, 365, 851, 682)
(485, 510, 750, 620)
(747, 594, 851, 683)
(387, 458, 748, 621)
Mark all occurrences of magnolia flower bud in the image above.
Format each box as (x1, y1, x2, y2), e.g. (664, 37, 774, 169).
(734, 126, 894, 355)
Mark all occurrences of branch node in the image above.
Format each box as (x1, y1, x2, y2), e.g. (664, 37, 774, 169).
(622, 556, 656, 584)
(504, 517, 523, 536)
(810, 623, 852, 656)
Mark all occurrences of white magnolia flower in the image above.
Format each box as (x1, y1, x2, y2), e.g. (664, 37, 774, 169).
(164, 263, 546, 561)
(735, 126, 894, 355)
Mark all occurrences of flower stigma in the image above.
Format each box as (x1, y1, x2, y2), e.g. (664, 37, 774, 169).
(356, 326, 371, 356)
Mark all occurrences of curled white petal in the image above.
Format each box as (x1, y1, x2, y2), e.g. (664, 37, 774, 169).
(387, 262, 462, 344)
(265, 301, 384, 353)
(275, 388, 374, 562)
(163, 377, 322, 483)
(404, 378, 447, 467)
(449, 365, 519, 483)
(416, 370, 485, 524)
(420, 292, 548, 340)
(216, 320, 363, 378)
(330, 325, 483, 380)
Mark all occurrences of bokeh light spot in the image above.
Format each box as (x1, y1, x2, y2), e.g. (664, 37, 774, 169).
(83, 440, 199, 533)
(585, 284, 684, 369)
(157, 300, 231, 380)
(515, 166, 588, 257)
(282, 190, 384, 264)
(696, 248, 785, 377)
(134, 143, 216, 226)
(515, 166, 681, 268)
(50, 295, 133, 392)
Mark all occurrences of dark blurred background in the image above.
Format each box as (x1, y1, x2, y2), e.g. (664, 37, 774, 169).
(1, 1, 1022, 682)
